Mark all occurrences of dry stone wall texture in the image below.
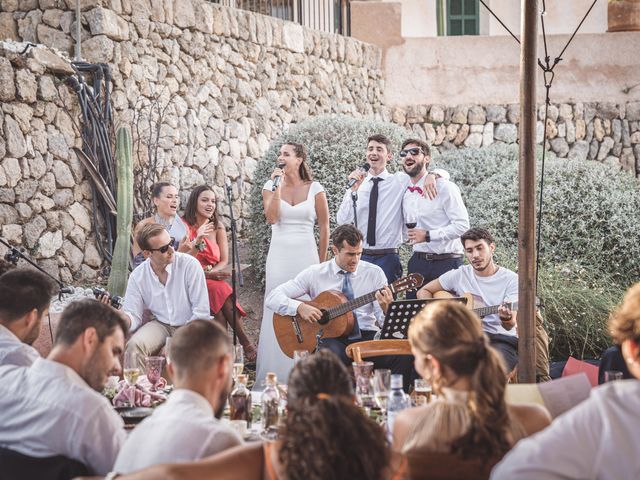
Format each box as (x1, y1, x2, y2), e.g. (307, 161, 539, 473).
(0, 0, 385, 282)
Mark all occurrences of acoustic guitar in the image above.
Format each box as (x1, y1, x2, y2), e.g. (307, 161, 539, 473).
(273, 273, 423, 358)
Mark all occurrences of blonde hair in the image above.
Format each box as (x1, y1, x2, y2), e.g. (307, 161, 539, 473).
(609, 282, 640, 346)
(408, 301, 512, 459)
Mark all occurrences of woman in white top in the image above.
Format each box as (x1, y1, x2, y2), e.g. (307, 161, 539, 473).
(132, 183, 189, 268)
(255, 143, 329, 386)
(393, 301, 550, 465)
(492, 282, 640, 480)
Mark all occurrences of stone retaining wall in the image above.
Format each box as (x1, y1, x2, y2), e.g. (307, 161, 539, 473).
(391, 102, 640, 175)
(0, 0, 385, 282)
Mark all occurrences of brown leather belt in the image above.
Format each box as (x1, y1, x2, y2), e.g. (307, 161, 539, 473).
(414, 252, 463, 261)
(362, 248, 399, 256)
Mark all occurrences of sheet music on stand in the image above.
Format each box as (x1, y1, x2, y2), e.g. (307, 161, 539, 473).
(381, 297, 468, 340)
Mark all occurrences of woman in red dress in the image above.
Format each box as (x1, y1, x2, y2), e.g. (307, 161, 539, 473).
(183, 185, 257, 362)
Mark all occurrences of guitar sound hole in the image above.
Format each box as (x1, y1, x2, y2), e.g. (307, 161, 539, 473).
(317, 310, 330, 325)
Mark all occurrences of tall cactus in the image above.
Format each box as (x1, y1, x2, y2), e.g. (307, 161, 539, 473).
(107, 126, 134, 297)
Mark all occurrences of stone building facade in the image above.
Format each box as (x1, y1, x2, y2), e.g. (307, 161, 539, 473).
(0, 0, 385, 282)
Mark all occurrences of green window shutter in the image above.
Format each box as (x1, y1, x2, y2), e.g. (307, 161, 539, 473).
(447, 0, 479, 36)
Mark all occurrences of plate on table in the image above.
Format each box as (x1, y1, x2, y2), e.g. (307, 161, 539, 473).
(115, 407, 154, 425)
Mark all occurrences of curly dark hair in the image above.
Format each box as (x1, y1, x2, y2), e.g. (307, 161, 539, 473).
(279, 350, 389, 480)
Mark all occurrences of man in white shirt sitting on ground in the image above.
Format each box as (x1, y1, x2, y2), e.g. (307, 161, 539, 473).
(113, 319, 241, 474)
(0, 269, 56, 366)
(120, 223, 210, 370)
(417, 227, 519, 372)
(0, 299, 127, 475)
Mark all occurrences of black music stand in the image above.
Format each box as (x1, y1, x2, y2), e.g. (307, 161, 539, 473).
(381, 297, 468, 340)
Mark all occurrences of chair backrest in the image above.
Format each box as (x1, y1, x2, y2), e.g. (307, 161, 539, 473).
(402, 451, 498, 480)
(345, 339, 412, 360)
(0, 447, 90, 480)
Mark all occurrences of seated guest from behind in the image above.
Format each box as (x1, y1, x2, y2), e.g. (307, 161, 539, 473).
(418, 227, 519, 372)
(0, 269, 56, 366)
(107, 350, 390, 480)
(132, 182, 189, 269)
(0, 300, 127, 475)
(181, 185, 257, 362)
(393, 301, 549, 461)
(492, 281, 640, 480)
(121, 223, 210, 369)
(113, 320, 241, 474)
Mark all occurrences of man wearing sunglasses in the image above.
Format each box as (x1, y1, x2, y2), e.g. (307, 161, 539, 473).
(120, 223, 210, 369)
(336, 134, 449, 284)
(401, 138, 469, 298)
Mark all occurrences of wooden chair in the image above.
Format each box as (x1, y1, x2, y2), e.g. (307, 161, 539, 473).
(392, 451, 499, 480)
(345, 339, 412, 362)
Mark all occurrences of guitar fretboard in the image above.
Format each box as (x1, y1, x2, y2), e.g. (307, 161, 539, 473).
(474, 301, 517, 318)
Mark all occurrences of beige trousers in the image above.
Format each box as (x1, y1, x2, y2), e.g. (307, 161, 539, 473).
(125, 320, 179, 371)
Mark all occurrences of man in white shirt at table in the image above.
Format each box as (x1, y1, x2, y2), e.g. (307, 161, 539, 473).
(0, 299, 127, 475)
(112, 319, 241, 474)
(0, 269, 56, 366)
(401, 138, 469, 298)
(336, 134, 448, 284)
(120, 223, 210, 370)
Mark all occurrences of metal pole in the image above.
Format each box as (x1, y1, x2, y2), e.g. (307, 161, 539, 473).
(75, 0, 81, 61)
(517, 0, 538, 383)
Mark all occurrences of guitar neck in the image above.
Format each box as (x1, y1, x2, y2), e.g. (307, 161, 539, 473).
(326, 291, 378, 319)
(474, 301, 517, 318)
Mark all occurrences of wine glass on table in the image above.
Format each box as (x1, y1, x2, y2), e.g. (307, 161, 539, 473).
(373, 369, 391, 423)
(145, 356, 164, 392)
(123, 351, 140, 407)
(232, 344, 244, 384)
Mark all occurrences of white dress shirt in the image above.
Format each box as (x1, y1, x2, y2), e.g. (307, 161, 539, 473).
(403, 175, 469, 254)
(0, 323, 40, 366)
(492, 380, 640, 480)
(0, 358, 126, 475)
(114, 389, 242, 473)
(337, 169, 450, 250)
(439, 265, 518, 337)
(265, 258, 388, 331)
(122, 252, 210, 331)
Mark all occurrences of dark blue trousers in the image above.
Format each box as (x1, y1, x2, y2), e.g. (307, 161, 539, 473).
(406, 254, 463, 299)
(361, 253, 402, 285)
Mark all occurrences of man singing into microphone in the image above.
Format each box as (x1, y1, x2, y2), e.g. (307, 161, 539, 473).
(336, 134, 449, 283)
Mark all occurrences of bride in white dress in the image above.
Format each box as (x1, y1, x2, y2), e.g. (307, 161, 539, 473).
(255, 143, 329, 386)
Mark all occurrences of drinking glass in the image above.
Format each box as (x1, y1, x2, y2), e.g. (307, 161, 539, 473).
(123, 351, 140, 407)
(413, 378, 432, 406)
(404, 196, 418, 244)
(604, 370, 623, 382)
(293, 350, 309, 364)
(352, 361, 375, 408)
(164, 337, 172, 365)
(232, 345, 244, 382)
(373, 369, 391, 420)
(145, 356, 164, 391)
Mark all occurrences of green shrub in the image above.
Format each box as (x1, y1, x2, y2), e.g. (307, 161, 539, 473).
(247, 115, 409, 286)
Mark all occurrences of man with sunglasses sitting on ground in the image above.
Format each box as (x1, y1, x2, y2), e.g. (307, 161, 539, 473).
(119, 223, 210, 369)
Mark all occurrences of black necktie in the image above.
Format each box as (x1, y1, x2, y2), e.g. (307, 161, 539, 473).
(367, 178, 383, 246)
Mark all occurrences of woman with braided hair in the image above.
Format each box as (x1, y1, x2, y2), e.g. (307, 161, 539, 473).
(392, 301, 550, 462)
(111, 350, 390, 480)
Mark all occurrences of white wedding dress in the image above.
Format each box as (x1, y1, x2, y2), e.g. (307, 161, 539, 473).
(255, 180, 325, 387)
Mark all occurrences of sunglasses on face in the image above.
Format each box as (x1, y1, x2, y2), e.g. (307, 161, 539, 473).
(147, 237, 175, 254)
(399, 147, 423, 158)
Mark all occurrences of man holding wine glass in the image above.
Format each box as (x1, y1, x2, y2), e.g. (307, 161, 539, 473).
(401, 138, 470, 299)
(113, 320, 241, 475)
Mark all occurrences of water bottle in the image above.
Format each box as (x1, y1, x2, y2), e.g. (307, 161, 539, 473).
(386, 374, 410, 436)
(261, 372, 280, 439)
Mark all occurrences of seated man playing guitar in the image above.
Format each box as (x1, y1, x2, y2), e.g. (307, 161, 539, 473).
(266, 224, 417, 387)
(417, 227, 519, 372)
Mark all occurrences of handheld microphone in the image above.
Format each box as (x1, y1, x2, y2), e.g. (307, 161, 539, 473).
(347, 163, 371, 189)
(272, 163, 286, 191)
